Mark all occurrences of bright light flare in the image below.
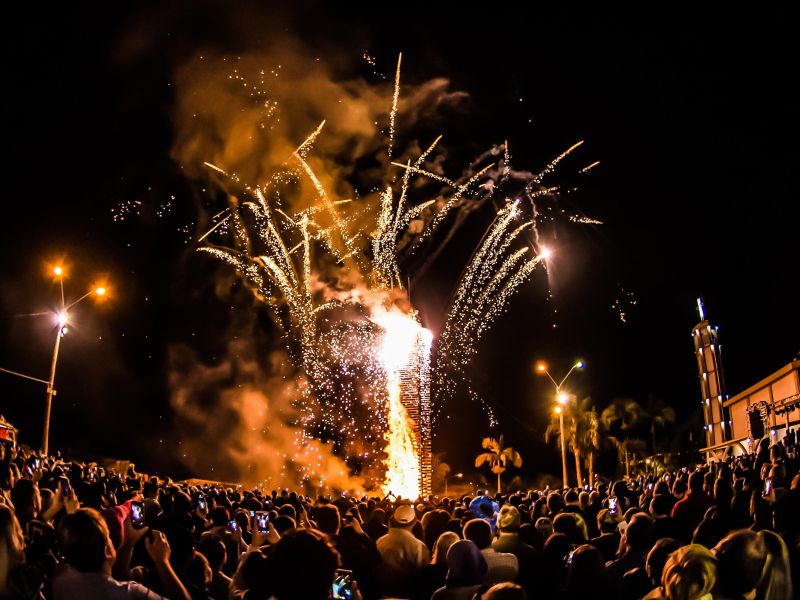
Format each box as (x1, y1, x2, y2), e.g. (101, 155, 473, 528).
(95, 287, 106, 296)
(554, 405, 562, 414)
(539, 246, 552, 260)
(56, 312, 68, 327)
(53, 266, 63, 276)
(373, 308, 431, 499)
(575, 360, 584, 369)
(535, 361, 547, 374)
(557, 392, 569, 404)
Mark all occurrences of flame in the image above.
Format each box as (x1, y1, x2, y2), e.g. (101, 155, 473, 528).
(374, 308, 429, 499)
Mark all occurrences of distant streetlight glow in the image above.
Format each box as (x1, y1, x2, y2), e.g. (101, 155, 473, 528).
(57, 312, 68, 327)
(95, 287, 106, 296)
(536, 358, 586, 488)
(53, 266, 63, 276)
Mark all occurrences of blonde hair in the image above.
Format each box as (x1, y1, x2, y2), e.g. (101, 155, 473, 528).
(431, 531, 460, 565)
(662, 544, 717, 600)
(0, 505, 25, 591)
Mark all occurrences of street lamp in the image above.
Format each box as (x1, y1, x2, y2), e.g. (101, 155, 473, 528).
(0, 263, 108, 455)
(43, 267, 109, 454)
(536, 359, 585, 489)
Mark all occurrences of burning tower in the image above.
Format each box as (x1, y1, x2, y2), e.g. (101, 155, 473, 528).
(376, 310, 433, 499)
(397, 327, 433, 498)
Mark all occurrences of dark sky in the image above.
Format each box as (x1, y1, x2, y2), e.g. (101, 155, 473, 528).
(1, 3, 797, 481)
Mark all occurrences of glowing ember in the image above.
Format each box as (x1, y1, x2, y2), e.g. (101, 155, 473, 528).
(374, 308, 431, 499)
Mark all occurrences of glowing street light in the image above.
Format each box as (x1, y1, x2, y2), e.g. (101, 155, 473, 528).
(0, 262, 110, 455)
(536, 359, 585, 488)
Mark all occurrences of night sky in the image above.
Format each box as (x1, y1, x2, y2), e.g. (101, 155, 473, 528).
(2, 3, 797, 482)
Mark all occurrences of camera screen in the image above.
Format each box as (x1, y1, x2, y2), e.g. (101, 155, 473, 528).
(332, 570, 352, 600)
(256, 512, 269, 533)
(131, 502, 145, 528)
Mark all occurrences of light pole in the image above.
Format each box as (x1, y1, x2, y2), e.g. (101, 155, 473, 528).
(536, 360, 584, 489)
(42, 269, 107, 454)
(0, 264, 107, 454)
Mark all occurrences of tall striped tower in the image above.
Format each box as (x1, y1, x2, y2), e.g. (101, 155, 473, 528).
(692, 298, 730, 447)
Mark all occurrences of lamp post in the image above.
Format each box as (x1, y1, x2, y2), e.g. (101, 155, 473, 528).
(0, 264, 108, 455)
(536, 360, 585, 489)
(42, 269, 107, 454)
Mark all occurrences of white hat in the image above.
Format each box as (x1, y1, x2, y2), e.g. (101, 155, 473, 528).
(393, 504, 416, 525)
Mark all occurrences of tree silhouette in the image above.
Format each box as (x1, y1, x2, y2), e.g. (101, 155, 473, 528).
(475, 435, 522, 494)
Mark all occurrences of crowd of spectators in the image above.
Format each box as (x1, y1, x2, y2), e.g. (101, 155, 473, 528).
(0, 434, 797, 599)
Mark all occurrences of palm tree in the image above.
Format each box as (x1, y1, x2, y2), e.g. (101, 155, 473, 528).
(644, 396, 676, 453)
(601, 399, 647, 478)
(475, 435, 522, 494)
(575, 402, 600, 486)
(605, 436, 647, 478)
(546, 397, 599, 486)
(546, 407, 571, 484)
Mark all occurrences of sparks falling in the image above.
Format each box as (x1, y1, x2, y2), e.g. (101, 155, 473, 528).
(196, 54, 589, 495)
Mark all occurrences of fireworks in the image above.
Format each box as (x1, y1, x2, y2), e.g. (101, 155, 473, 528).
(197, 55, 580, 496)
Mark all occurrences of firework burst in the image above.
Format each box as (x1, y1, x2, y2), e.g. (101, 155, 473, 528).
(196, 55, 585, 495)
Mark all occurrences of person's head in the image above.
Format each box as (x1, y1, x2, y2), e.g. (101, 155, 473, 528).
(9, 479, 41, 524)
(596, 508, 620, 534)
(366, 507, 386, 524)
(650, 494, 674, 519)
(564, 490, 579, 505)
(532, 497, 548, 518)
(390, 504, 417, 530)
(713, 529, 793, 600)
(463, 518, 492, 549)
(687, 471, 704, 494)
(268, 528, 340, 600)
(431, 531, 460, 565)
(564, 544, 605, 592)
(624, 513, 655, 553)
(553, 512, 588, 544)
(208, 506, 230, 528)
(497, 505, 521, 534)
(196, 537, 226, 574)
(58, 508, 115, 574)
(671, 479, 687, 499)
(277, 503, 296, 520)
(481, 582, 527, 600)
(186, 551, 212, 592)
(534, 516, 553, 540)
(646, 538, 682, 588)
(0, 505, 25, 589)
(445, 539, 487, 587)
(546, 492, 564, 515)
(272, 515, 297, 536)
(713, 478, 733, 508)
(315, 504, 340, 536)
(654, 480, 671, 496)
(661, 544, 716, 600)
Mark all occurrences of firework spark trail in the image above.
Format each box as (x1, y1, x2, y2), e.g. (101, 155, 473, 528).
(387, 53, 402, 160)
(198, 54, 587, 493)
(526, 140, 584, 191)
